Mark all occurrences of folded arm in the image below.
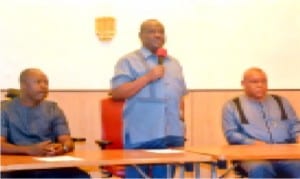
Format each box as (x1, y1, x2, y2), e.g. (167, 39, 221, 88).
(0, 134, 74, 156)
(222, 102, 260, 145)
(1, 136, 52, 156)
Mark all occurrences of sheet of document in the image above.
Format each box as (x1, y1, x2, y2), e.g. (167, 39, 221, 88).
(145, 149, 184, 154)
(34, 156, 83, 162)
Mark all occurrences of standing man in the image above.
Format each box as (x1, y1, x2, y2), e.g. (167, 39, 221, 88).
(1, 68, 90, 178)
(222, 67, 300, 178)
(111, 19, 187, 178)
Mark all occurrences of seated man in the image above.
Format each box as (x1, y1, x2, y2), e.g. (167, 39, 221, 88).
(1, 68, 90, 178)
(222, 67, 300, 178)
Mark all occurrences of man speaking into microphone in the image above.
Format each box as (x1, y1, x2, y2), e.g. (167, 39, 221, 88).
(111, 19, 187, 178)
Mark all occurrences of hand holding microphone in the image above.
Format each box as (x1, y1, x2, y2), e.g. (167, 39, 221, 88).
(156, 47, 167, 65)
(146, 48, 167, 82)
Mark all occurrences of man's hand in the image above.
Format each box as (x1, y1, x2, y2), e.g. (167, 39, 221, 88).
(44, 143, 64, 156)
(252, 140, 267, 145)
(26, 140, 64, 156)
(147, 66, 164, 82)
(26, 140, 52, 156)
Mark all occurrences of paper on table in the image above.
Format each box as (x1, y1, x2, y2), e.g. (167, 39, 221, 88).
(145, 149, 183, 154)
(34, 156, 83, 162)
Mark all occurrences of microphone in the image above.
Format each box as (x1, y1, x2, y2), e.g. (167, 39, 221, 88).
(156, 48, 167, 65)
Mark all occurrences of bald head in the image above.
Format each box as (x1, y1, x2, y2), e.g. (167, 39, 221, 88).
(139, 19, 164, 33)
(242, 67, 266, 82)
(241, 67, 268, 101)
(19, 68, 49, 106)
(20, 68, 45, 84)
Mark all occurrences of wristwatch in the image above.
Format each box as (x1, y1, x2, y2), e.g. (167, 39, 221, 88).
(63, 144, 69, 153)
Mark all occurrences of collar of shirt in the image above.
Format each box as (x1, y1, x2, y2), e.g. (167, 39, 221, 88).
(243, 95, 270, 105)
(139, 47, 170, 63)
(140, 47, 154, 60)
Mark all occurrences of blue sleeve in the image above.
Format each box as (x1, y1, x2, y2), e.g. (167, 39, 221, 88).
(281, 97, 300, 138)
(222, 101, 255, 144)
(292, 120, 300, 139)
(111, 58, 136, 89)
(51, 103, 70, 137)
(1, 102, 8, 138)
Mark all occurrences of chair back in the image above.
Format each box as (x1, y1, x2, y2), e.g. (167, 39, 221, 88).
(6, 88, 20, 99)
(100, 97, 125, 177)
(101, 97, 124, 149)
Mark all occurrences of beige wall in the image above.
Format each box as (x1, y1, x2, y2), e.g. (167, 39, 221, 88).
(2, 90, 299, 147)
(1, 1, 300, 90)
(47, 91, 109, 146)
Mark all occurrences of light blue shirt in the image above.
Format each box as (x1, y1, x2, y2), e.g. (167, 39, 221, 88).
(222, 95, 300, 144)
(111, 47, 187, 144)
(1, 98, 70, 145)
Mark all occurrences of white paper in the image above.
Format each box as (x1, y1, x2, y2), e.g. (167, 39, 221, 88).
(145, 149, 184, 154)
(34, 156, 83, 162)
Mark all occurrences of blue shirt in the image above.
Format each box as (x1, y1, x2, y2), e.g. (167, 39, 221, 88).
(222, 95, 300, 144)
(1, 98, 70, 145)
(111, 47, 187, 144)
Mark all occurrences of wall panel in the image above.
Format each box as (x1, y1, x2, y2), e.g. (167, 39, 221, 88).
(1, 90, 299, 147)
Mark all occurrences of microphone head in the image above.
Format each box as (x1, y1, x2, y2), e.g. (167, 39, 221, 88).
(156, 48, 167, 65)
(156, 48, 167, 58)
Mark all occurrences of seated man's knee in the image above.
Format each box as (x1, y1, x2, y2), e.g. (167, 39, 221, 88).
(241, 161, 275, 178)
(277, 160, 300, 178)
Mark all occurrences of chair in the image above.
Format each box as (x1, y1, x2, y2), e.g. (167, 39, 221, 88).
(95, 97, 192, 178)
(218, 161, 248, 178)
(95, 97, 125, 178)
(233, 161, 248, 177)
(5, 88, 20, 99)
(1, 88, 20, 107)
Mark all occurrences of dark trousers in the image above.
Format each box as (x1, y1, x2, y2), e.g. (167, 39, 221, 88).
(1, 167, 90, 178)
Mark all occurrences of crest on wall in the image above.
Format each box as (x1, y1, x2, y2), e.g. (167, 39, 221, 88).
(95, 17, 116, 42)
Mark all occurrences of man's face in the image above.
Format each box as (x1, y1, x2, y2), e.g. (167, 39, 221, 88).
(139, 21, 165, 53)
(22, 71, 49, 102)
(242, 70, 268, 100)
